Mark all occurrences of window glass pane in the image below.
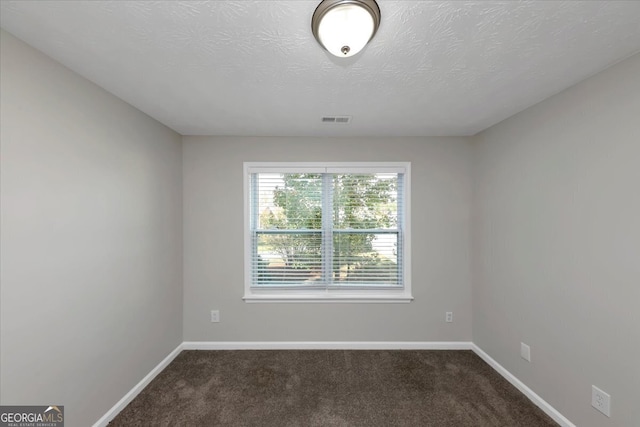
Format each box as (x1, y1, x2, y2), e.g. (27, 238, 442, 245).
(332, 232, 400, 286)
(332, 173, 398, 230)
(257, 173, 322, 230)
(248, 167, 407, 295)
(255, 232, 323, 286)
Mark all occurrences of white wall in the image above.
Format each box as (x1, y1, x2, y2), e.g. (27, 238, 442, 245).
(472, 53, 640, 427)
(183, 136, 472, 342)
(0, 30, 183, 427)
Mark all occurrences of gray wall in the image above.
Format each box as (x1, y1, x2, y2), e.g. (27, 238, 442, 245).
(183, 136, 472, 342)
(0, 31, 183, 427)
(472, 53, 640, 426)
(4, 21, 638, 427)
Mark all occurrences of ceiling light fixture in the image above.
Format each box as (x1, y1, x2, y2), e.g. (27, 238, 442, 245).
(312, 0, 381, 58)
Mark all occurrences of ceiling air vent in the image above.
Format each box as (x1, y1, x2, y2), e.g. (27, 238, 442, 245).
(322, 116, 352, 124)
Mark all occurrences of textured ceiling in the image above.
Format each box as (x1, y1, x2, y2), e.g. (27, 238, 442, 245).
(1, 1, 640, 136)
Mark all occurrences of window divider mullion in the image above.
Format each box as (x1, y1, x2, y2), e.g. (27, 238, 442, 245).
(322, 173, 333, 288)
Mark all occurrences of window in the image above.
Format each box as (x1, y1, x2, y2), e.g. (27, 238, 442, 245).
(244, 162, 411, 302)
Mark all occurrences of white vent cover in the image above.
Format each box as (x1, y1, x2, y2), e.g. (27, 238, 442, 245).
(321, 116, 352, 124)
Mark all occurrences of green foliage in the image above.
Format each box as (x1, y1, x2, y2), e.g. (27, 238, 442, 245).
(270, 174, 323, 230)
(258, 173, 398, 284)
(260, 174, 322, 272)
(332, 174, 396, 281)
(333, 174, 396, 230)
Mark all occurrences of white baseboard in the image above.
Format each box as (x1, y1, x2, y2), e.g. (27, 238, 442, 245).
(92, 343, 184, 427)
(471, 344, 575, 427)
(182, 341, 473, 350)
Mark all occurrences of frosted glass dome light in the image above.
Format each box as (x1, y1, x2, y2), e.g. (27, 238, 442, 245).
(312, 0, 381, 58)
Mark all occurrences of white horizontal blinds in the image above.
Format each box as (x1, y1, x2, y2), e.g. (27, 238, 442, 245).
(252, 173, 323, 287)
(250, 168, 404, 289)
(331, 173, 402, 287)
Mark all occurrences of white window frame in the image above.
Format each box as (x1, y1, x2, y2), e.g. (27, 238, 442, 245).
(243, 162, 412, 303)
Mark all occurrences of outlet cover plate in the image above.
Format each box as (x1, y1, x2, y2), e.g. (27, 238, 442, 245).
(520, 342, 531, 362)
(210, 310, 220, 323)
(592, 385, 611, 417)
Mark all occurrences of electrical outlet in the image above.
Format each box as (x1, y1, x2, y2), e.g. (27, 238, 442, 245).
(210, 310, 220, 323)
(520, 342, 531, 362)
(445, 312, 453, 323)
(592, 385, 611, 417)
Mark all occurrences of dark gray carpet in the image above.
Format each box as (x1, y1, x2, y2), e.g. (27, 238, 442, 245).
(109, 350, 558, 426)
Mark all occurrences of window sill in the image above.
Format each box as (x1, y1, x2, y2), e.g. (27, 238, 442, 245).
(243, 293, 414, 304)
